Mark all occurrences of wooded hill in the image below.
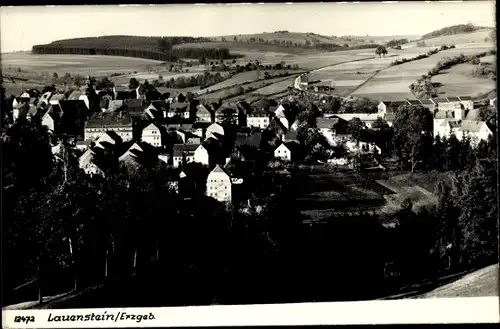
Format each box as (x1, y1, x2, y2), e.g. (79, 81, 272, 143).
(32, 36, 240, 62)
(421, 24, 491, 40)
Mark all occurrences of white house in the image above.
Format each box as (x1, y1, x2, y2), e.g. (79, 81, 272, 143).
(205, 123, 225, 140)
(274, 143, 292, 161)
(434, 119, 493, 146)
(274, 105, 290, 130)
(193, 144, 210, 166)
(247, 110, 270, 129)
(345, 141, 382, 155)
(172, 144, 198, 168)
(206, 165, 233, 203)
(79, 149, 105, 177)
(41, 111, 56, 132)
(141, 123, 162, 147)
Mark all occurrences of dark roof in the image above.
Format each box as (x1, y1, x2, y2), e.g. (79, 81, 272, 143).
(435, 97, 449, 103)
(447, 96, 460, 102)
(115, 91, 131, 100)
(317, 117, 339, 129)
(114, 86, 127, 92)
(86, 112, 133, 128)
(124, 99, 144, 108)
(235, 132, 262, 148)
(170, 102, 189, 112)
(149, 100, 169, 112)
(236, 101, 253, 115)
(406, 100, 421, 106)
(267, 117, 287, 134)
(59, 100, 88, 119)
(192, 121, 212, 130)
(458, 96, 472, 101)
(173, 144, 199, 157)
(419, 99, 434, 105)
(284, 130, 298, 141)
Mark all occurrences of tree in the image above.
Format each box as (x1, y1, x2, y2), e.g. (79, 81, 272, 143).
(375, 45, 388, 57)
(95, 77, 114, 90)
(347, 117, 365, 142)
(52, 72, 59, 79)
(392, 105, 433, 172)
(128, 78, 139, 90)
(371, 117, 389, 130)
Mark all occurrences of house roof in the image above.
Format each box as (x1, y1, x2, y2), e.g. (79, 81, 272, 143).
(460, 120, 488, 133)
(108, 100, 124, 112)
(144, 122, 161, 132)
(27, 105, 38, 117)
(384, 113, 395, 122)
(114, 86, 127, 92)
(96, 131, 122, 148)
(458, 96, 472, 101)
(86, 112, 133, 128)
(447, 96, 460, 102)
(316, 117, 339, 129)
(284, 130, 298, 140)
(192, 121, 212, 130)
(267, 116, 288, 134)
(68, 91, 83, 100)
(170, 102, 189, 112)
(124, 99, 144, 108)
(435, 97, 450, 103)
(334, 113, 380, 122)
(464, 109, 479, 121)
(209, 164, 231, 177)
(115, 91, 131, 100)
(50, 94, 67, 101)
(149, 100, 169, 112)
(434, 110, 455, 119)
(173, 144, 199, 157)
(196, 104, 213, 115)
(406, 100, 421, 106)
(235, 132, 262, 148)
(419, 99, 434, 105)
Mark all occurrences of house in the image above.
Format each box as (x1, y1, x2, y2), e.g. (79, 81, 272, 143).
(215, 105, 239, 125)
(329, 113, 382, 129)
(135, 83, 157, 100)
(176, 129, 201, 145)
(274, 143, 292, 161)
(119, 143, 145, 168)
(67, 90, 83, 101)
(76, 139, 92, 151)
(195, 104, 215, 123)
(49, 93, 67, 105)
(79, 149, 105, 177)
(170, 102, 191, 119)
(141, 123, 163, 147)
(85, 112, 133, 142)
(172, 144, 199, 168)
(95, 131, 122, 149)
(283, 130, 299, 143)
(377, 101, 408, 117)
(107, 100, 124, 112)
(433, 96, 474, 112)
(206, 165, 233, 203)
(434, 119, 493, 146)
(167, 92, 187, 103)
(273, 104, 291, 130)
(38, 91, 53, 107)
(158, 152, 170, 165)
(205, 122, 225, 140)
(247, 108, 270, 129)
(123, 99, 145, 119)
(192, 121, 212, 138)
(193, 144, 210, 166)
(267, 117, 288, 138)
(490, 98, 497, 108)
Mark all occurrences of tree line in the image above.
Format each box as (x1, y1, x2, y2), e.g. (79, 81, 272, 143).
(421, 23, 487, 40)
(32, 45, 238, 62)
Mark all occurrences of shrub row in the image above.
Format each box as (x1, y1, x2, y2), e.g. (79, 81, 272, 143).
(390, 45, 455, 66)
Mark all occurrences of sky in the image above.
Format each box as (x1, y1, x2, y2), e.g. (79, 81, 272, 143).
(0, 2, 496, 53)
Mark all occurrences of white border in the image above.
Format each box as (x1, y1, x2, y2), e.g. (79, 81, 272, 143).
(2, 297, 499, 328)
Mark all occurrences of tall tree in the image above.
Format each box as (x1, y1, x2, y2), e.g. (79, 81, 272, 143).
(392, 105, 433, 172)
(347, 117, 365, 142)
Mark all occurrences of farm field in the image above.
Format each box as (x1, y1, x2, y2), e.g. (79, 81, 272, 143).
(297, 170, 446, 221)
(251, 77, 296, 96)
(1, 52, 164, 76)
(110, 66, 213, 87)
(480, 55, 496, 63)
(199, 75, 295, 100)
(352, 44, 494, 100)
(197, 70, 302, 94)
(405, 29, 493, 47)
(431, 63, 496, 98)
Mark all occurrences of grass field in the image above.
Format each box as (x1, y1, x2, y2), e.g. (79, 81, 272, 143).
(251, 77, 296, 96)
(1, 52, 164, 76)
(432, 63, 496, 98)
(405, 29, 493, 47)
(351, 44, 494, 100)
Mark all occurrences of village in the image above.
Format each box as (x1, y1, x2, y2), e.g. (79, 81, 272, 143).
(8, 72, 496, 206)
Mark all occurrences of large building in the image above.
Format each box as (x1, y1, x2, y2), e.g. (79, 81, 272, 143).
(85, 112, 133, 142)
(206, 165, 233, 203)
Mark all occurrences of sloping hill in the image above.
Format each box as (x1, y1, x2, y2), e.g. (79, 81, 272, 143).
(415, 264, 499, 298)
(421, 24, 491, 40)
(406, 30, 493, 47)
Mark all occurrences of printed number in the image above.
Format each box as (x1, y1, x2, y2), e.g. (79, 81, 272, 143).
(14, 316, 35, 324)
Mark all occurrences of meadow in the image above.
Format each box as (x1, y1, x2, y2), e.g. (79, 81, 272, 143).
(405, 29, 492, 47)
(1, 52, 164, 76)
(431, 63, 496, 98)
(351, 44, 494, 100)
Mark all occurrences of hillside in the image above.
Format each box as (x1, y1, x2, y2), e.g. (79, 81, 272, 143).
(405, 30, 493, 48)
(422, 24, 492, 40)
(210, 32, 366, 46)
(414, 264, 499, 298)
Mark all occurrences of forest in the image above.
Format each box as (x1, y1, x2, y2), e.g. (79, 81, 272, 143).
(421, 23, 489, 40)
(32, 36, 239, 62)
